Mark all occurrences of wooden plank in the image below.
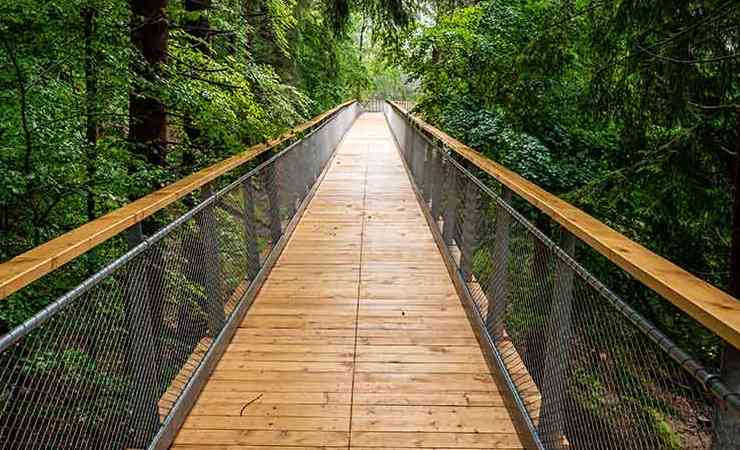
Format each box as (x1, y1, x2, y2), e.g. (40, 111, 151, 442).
(190, 403, 350, 418)
(355, 362, 489, 374)
(173, 430, 349, 446)
(353, 372, 499, 393)
(0, 100, 356, 300)
(350, 431, 524, 449)
(351, 405, 517, 433)
(352, 392, 503, 407)
(389, 100, 740, 350)
(182, 416, 349, 431)
(214, 351, 354, 362)
(173, 446, 341, 450)
(191, 392, 350, 408)
(200, 380, 352, 393)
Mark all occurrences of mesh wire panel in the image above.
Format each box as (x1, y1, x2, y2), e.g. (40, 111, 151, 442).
(360, 98, 385, 112)
(0, 103, 360, 450)
(385, 102, 740, 450)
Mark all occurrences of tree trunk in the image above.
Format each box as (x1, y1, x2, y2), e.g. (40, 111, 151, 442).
(182, 0, 212, 172)
(83, 7, 98, 223)
(129, 0, 169, 169)
(713, 107, 740, 449)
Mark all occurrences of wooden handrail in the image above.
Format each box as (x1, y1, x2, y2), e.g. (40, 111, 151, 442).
(0, 100, 356, 300)
(389, 100, 740, 350)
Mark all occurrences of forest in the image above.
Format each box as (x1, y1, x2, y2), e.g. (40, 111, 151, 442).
(1, 1, 740, 449)
(0, 0, 411, 327)
(1, 0, 739, 376)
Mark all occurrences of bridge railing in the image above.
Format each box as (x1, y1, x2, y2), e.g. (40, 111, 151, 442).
(0, 101, 360, 450)
(386, 100, 740, 450)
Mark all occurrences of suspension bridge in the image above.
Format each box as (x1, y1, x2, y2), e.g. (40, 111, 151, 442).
(0, 101, 739, 449)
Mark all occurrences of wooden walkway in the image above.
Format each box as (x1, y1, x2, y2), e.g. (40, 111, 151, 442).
(172, 113, 528, 449)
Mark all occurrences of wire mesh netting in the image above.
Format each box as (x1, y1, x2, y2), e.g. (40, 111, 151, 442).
(360, 97, 385, 112)
(0, 103, 360, 450)
(385, 102, 740, 450)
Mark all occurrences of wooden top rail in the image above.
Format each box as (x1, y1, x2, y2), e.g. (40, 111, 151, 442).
(388, 101, 740, 350)
(0, 100, 356, 300)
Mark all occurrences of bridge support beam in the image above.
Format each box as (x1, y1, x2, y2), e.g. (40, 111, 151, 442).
(487, 187, 513, 337)
(540, 229, 576, 447)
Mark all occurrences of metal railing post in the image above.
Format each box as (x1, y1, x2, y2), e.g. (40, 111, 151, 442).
(242, 178, 260, 281)
(403, 120, 414, 166)
(430, 145, 444, 221)
(459, 179, 480, 281)
(197, 183, 225, 335)
(486, 187, 513, 336)
(266, 162, 283, 244)
(713, 346, 740, 448)
(284, 152, 299, 218)
(412, 131, 426, 193)
(123, 223, 161, 446)
(422, 140, 434, 204)
(540, 229, 576, 446)
(442, 158, 459, 245)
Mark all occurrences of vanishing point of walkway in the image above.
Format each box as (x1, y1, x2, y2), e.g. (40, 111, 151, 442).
(172, 113, 527, 449)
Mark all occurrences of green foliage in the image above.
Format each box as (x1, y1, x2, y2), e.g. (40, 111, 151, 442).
(402, 0, 739, 367)
(0, 0, 385, 331)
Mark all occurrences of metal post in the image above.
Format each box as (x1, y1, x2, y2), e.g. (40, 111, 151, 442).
(422, 141, 434, 204)
(713, 347, 740, 448)
(412, 132, 426, 190)
(197, 184, 225, 335)
(284, 152, 298, 218)
(430, 145, 444, 221)
(486, 187, 513, 336)
(122, 223, 160, 446)
(459, 179, 480, 282)
(442, 159, 459, 245)
(540, 229, 576, 446)
(242, 178, 260, 281)
(266, 162, 282, 244)
(403, 120, 414, 166)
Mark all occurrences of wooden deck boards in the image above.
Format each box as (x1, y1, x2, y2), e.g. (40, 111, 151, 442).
(172, 113, 527, 449)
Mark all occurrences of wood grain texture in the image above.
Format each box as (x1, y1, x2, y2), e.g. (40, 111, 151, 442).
(172, 113, 528, 448)
(388, 100, 740, 350)
(0, 100, 355, 300)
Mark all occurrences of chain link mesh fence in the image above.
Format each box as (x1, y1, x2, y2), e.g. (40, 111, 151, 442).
(0, 103, 360, 450)
(385, 101, 740, 450)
